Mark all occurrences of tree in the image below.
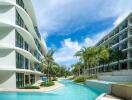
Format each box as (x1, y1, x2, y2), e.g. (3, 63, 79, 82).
(98, 46, 110, 72)
(84, 47, 98, 76)
(73, 45, 110, 76)
(40, 49, 58, 79)
(71, 62, 83, 76)
(74, 47, 98, 76)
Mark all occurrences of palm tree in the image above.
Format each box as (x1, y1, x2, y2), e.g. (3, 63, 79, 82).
(98, 46, 110, 72)
(75, 47, 98, 76)
(40, 49, 58, 79)
(72, 62, 83, 76)
(74, 47, 87, 75)
(85, 47, 98, 76)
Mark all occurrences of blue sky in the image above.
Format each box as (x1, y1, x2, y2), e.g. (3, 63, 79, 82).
(32, 0, 132, 67)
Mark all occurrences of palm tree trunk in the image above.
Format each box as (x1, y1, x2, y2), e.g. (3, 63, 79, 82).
(79, 69, 80, 76)
(83, 65, 85, 76)
(103, 61, 105, 72)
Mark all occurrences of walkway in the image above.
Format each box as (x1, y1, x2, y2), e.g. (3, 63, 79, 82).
(100, 95, 122, 100)
(0, 81, 64, 92)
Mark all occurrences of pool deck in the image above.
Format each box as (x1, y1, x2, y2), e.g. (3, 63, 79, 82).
(96, 93, 122, 100)
(0, 81, 64, 92)
(100, 95, 122, 100)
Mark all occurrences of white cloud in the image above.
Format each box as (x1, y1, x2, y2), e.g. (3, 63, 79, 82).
(54, 27, 112, 66)
(32, 0, 132, 66)
(54, 38, 81, 64)
(33, 0, 132, 35)
(53, 10, 132, 66)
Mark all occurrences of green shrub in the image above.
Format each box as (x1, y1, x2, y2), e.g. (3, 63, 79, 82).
(20, 85, 40, 89)
(41, 80, 55, 87)
(73, 76, 86, 83)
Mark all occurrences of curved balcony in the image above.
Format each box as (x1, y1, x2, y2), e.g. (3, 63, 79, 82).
(0, 0, 46, 54)
(0, 21, 37, 50)
(0, 43, 40, 63)
(0, 68, 43, 75)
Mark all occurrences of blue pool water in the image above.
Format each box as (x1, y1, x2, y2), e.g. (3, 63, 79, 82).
(0, 80, 103, 100)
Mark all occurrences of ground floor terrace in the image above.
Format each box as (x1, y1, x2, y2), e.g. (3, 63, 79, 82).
(0, 70, 42, 89)
(86, 59, 132, 82)
(86, 59, 132, 75)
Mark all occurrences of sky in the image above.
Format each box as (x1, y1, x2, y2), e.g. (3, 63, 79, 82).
(32, 0, 132, 68)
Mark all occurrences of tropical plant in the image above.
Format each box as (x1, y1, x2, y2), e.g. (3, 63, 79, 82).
(97, 46, 110, 72)
(71, 62, 83, 76)
(40, 49, 58, 79)
(40, 79, 55, 87)
(73, 45, 110, 76)
(73, 76, 87, 83)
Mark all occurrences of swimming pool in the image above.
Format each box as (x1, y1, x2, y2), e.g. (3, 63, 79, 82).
(0, 80, 103, 100)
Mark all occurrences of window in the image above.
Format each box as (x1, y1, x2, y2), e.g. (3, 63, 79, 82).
(115, 28, 119, 34)
(122, 52, 127, 59)
(25, 75, 29, 85)
(129, 18, 132, 24)
(34, 27, 41, 39)
(16, 10, 26, 29)
(130, 61, 132, 69)
(16, 31, 30, 51)
(129, 28, 132, 35)
(16, 52, 24, 69)
(120, 41, 127, 50)
(113, 36, 119, 45)
(119, 21, 128, 31)
(30, 74, 35, 84)
(16, 31, 24, 48)
(34, 50, 41, 61)
(25, 58, 29, 69)
(120, 62, 127, 69)
(119, 31, 128, 41)
(16, 73, 24, 88)
(24, 42, 28, 51)
(34, 63, 40, 71)
(35, 39, 41, 52)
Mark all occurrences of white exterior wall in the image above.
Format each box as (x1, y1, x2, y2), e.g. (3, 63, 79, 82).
(1, 0, 16, 2)
(0, 28, 15, 46)
(98, 75, 132, 82)
(0, 50, 16, 69)
(0, 6, 15, 24)
(0, 71, 16, 89)
(98, 70, 132, 82)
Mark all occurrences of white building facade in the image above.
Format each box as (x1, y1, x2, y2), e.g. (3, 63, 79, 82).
(0, 0, 47, 88)
(87, 13, 132, 82)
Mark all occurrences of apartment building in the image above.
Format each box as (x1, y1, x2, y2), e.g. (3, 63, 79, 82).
(0, 0, 47, 88)
(88, 13, 132, 82)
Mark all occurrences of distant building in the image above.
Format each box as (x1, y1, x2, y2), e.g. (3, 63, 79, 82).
(88, 13, 132, 82)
